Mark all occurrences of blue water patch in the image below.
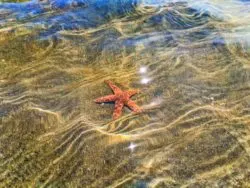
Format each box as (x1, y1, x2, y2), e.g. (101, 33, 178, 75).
(48, 0, 88, 9)
(0, 0, 222, 40)
(129, 180, 148, 188)
(212, 37, 226, 47)
(147, 7, 210, 30)
(0, 0, 138, 37)
(0, 0, 138, 20)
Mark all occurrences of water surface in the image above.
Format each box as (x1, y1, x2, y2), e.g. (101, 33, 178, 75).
(0, 0, 250, 187)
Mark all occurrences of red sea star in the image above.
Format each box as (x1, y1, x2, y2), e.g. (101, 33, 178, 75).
(95, 80, 142, 120)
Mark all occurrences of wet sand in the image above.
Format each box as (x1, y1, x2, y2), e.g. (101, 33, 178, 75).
(0, 0, 250, 187)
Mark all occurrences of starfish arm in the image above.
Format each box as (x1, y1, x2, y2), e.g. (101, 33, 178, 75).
(94, 95, 116, 103)
(113, 100, 124, 120)
(126, 89, 140, 97)
(105, 80, 122, 94)
(126, 99, 142, 113)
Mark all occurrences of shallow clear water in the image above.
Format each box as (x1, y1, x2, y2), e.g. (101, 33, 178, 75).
(0, 0, 250, 187)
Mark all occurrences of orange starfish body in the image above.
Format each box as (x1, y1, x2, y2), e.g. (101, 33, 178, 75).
(95, 80, 142, 119)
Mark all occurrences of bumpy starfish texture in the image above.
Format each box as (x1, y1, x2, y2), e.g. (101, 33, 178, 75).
(95, 80, 142, 120)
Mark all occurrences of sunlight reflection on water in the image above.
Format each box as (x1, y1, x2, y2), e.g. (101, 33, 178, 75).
(0, 0, 250, 187)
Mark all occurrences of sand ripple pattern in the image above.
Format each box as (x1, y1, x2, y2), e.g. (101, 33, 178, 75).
(0, 1, 250, 187)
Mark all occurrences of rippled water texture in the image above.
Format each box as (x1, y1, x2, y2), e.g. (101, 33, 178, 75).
(0, 0, 250, 187)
